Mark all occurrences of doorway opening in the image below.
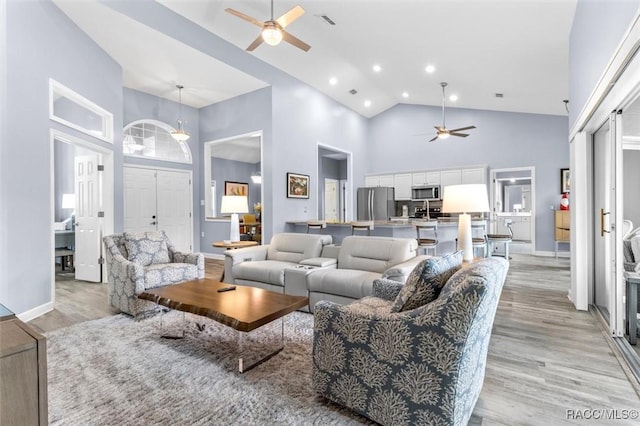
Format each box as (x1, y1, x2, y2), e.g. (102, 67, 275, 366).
(50, 129, 114, 306)
(317, 143, 353, 222)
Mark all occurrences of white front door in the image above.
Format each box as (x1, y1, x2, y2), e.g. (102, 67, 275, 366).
(123, 166, 193, 252)
(124, 167, 157, 233)
(324, 179, 338, 222)
(157, 170, 192, 252)
(74, 155, 101, 282)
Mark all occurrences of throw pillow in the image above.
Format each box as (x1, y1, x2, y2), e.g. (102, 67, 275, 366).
(123, 231, 170, 267)
(390, 250, 463, 312)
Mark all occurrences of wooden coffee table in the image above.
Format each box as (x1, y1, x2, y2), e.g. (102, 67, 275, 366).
(139, 279, 308, 373)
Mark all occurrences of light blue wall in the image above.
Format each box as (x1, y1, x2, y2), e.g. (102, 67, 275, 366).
(368, 103, 569, 252)
(569, 0, 640, 128)
(211, 157, 261, 217)
(122, 87, 201, 251)
(1, 0, 123, 314)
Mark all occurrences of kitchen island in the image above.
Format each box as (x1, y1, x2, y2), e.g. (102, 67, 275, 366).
(285, 219, 475, 252)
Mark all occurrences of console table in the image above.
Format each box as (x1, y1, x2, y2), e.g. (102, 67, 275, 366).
(554, 210, 570, 258)
(0, 304, 48, 425)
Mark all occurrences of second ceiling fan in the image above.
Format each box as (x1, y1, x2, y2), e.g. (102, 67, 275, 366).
(226, 0, 311, 52)
(429, 82, 476, 142)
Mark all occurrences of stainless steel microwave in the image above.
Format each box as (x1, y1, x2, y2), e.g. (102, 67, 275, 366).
(412, 185, 440, 201)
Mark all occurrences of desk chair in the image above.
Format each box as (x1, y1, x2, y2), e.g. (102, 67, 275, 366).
(307, 220, 326, 233)
(415, 221, 438, 256)
(471, 220, 488, 258)
(486, 219, 513, 260)
(351, 221, 374, 236)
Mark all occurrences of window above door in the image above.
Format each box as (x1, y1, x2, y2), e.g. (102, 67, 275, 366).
(123, 119, 192, 164)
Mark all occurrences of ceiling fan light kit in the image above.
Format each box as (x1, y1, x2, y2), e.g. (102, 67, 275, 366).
(226, 1, 311, 52)
(171, 84, 190, 143)
(429, 82, 476, 142)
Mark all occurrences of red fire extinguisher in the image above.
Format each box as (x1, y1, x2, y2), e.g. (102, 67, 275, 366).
(560, 192, 569, 210)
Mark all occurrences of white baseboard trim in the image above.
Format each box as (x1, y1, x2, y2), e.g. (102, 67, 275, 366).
(535, 250, 571, 258)
(203, 252, 224, 260)
(17, 301, 54, 322)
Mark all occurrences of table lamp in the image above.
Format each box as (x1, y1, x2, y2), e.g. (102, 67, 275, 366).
(442, 184, 490, 262)
(220, 195, 249, 242)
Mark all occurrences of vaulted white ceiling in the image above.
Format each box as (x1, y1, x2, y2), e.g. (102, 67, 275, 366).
(55, 0, 578, 118)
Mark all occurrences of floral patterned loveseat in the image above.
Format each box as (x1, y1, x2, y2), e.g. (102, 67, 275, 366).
(312, 254, 509, 426)
(103, 231, 204, 316)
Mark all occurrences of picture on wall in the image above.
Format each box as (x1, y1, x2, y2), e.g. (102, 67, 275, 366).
(287, 172, 309, 199)
(225, 181, 249, 196)
(560, 168, 570, 193)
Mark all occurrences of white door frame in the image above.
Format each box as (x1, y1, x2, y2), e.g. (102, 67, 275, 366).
(123, 164, 194, 252)
(317, 142, 353, 222)
(49, 129, 114, 304)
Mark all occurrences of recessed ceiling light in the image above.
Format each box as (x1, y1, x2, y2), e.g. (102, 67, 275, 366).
(449, 94, 458, 102)
(425, 65, 436, 73)
(329, 77, 337, 85)
(402, 92, 409, 98)
(372, 64, 381, 73)
(364, 100, 372, 107)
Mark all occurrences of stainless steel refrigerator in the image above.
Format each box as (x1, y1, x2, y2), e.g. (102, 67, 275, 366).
(357, 187, 395, 221)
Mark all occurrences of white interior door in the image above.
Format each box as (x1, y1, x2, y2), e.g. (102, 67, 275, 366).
(74, 154, 101, 282)
(324, 179, 338, 222)
(157, 170, 192, 252)
(124, 167, 157, 233)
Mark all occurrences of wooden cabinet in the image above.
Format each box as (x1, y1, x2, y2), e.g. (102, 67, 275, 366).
(0, 308, 48, 426)
(461, 167, 486, 184)
(555, 210, 570, 242)
(440, 169, 462, 188)
(394, 173, 412, 200)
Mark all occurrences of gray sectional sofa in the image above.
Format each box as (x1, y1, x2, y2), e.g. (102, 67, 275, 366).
(224, 233, 427, 312)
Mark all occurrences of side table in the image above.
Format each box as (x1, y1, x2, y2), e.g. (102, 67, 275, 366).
(212, 240, 259, 250)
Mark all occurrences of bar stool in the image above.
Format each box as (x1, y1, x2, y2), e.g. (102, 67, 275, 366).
(351, 221, 374, 236)
(307, 220, 326, 233)
(486, 219, 513, 259)
(471, 220, 488, 258)
(415, 220, 438, 256)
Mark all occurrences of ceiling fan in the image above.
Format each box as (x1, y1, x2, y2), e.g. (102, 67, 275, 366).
(429, 82, 476, 142)
(225, 0, 311, 52)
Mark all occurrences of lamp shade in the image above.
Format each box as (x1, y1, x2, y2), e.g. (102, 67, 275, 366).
(61, 193, 76, 209)
(220, 195, 249, 214)
(442, 184, 489, 214)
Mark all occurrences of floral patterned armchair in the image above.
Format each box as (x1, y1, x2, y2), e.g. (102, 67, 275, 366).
(312, 256, 509, 426)
(103, 231, 204, 317)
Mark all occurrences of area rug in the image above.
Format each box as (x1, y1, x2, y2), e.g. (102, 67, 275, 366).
(46, 311, 371, 425)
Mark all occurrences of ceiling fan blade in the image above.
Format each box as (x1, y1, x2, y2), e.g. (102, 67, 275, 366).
(282, 30, 311, 51)
(225, 8, 264, 27)
(448, 125, 476, 133)
(449, 133, 470, 137)
(246, 34, 265, 52)
(276, 5, 305, 28)
(428, 135, 439, 142)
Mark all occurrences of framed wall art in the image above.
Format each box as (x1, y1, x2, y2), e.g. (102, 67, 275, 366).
(560, 168, 570, 193)
(225, 181, 249, 196)
(287, 172, 309, 199)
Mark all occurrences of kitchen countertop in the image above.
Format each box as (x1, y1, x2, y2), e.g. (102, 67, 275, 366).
(286, 219, 468, 227)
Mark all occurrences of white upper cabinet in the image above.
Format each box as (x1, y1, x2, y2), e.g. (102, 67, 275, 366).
(394, 173, 412, 200)
(412, 172, 426, 186)
(379, 174, 394, 187)
(440, 169, 462, 189)
(461, 167, 486, 185)
(426, 171, 441, 185)
(365, 175, 380, 187)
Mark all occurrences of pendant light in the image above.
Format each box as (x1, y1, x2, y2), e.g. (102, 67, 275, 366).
(171, 84, 190, 142)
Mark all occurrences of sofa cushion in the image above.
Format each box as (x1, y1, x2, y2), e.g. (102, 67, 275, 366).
(233, 260, 297, 287)
(307, 269, 383, 299)
(124, 231, 170, 267)
(338, 236, 417, 273)
(391, 250, 463, 312)
(143, 263, 198, 290)
(267, 233, 332, 263)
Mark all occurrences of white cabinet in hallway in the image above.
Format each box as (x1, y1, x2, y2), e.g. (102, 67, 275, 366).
(394, 173, 412, 200)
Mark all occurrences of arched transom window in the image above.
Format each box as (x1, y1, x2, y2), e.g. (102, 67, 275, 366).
(123, 119, 192, 164)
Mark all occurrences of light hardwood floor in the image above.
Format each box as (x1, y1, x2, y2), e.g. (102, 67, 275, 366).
(30, 255, 640, 424)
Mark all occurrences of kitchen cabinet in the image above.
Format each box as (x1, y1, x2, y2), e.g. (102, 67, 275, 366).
(394, 173, 412, 200)
(440, 169, 461, 189)
(379, 175, 394, 187)
(412, 171, 441, 186)
(496, 215, 531, 241)
(461, 167, 486, 184)
(364, 175, 379, 187)
(426, 171, 441, 185)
